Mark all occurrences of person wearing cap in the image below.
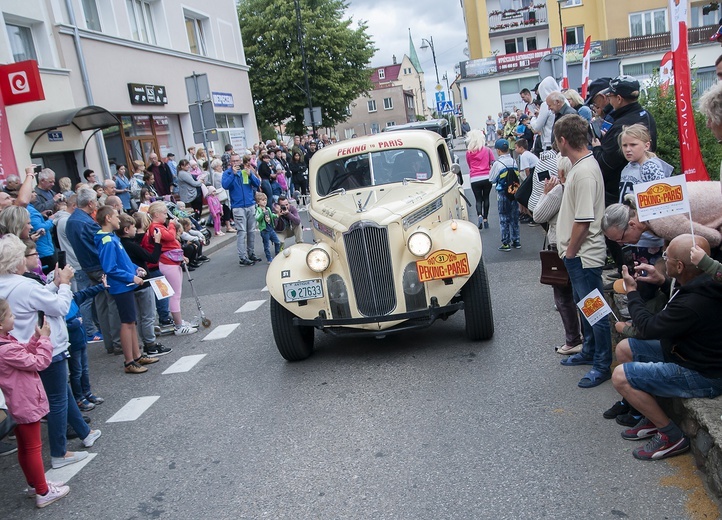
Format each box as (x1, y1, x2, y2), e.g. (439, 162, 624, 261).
(488, 139, 520, 251)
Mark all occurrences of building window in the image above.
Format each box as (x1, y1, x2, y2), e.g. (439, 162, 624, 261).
(81, 0, 102, 31)
(367, 99, 377, 112)
(383, 97, 393, 110)
(565, 26, 584, 45)
(406, 96, 414, 109)
(378, 68, 385, 79)
(526, 37, 537, 51)
(560, 0, 582, 6)
(127, 0, 156, 45)
(6, 24, 37, 62)
(622, 61, 659, 78)
(344, 128, 355, 139)
(690, 5, 718, 28)
(629, 9, 667, 37)
(185, 15, 208, 56)
(386, 121, 396, 127)
(370, 123, 380, 134)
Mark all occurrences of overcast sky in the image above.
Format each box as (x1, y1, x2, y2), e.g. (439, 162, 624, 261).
(344, 0, 468, 110)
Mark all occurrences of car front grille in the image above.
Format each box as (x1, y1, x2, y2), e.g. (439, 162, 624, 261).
(343, 222, 396, 317)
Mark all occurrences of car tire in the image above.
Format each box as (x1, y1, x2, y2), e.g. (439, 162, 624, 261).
(461, 258, 494, 340)
(270, 297, 315, 361)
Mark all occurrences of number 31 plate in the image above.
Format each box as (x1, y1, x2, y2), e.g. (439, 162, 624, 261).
(283, 279, 324, 302)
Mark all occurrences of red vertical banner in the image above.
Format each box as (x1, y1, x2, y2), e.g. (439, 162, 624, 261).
(669, 0, 709, 181)
(0, 91, 17, 181)
(580, 36, 592, 99)
(561, 30, 569, 89)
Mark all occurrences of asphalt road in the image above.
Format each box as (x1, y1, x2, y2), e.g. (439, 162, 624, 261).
(0, 161, 710, 519)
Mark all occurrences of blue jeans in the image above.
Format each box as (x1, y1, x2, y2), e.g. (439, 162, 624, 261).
(625, 339, 722, 399)
(148, 268, 171, 324)
(39, 358, 90, 457)
(67, 318, 91, 402)
(74, 269, 99, 336)
(497, 194, 519, 245)
(563, 256, 612, 373)
(260, 228, 281, 261)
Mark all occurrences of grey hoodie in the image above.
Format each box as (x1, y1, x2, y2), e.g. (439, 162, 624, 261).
(531, 76, 560, 148)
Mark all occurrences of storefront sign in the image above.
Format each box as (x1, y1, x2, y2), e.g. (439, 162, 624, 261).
(48, 131, 63, 142)
(461, 57, 498, 78)
(0, 60, 45, 106)
(495, 49, 551, 72)
(128, 83, 168, 105)
(212, 91, 234, 107)
(229, 128, 246, 151)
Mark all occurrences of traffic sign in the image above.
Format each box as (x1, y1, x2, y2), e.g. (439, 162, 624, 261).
(435, 91, 446, 103)
(436, 100, 454, 114)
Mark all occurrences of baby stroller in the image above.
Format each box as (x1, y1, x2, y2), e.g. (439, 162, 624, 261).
(164, 201, 212, 243)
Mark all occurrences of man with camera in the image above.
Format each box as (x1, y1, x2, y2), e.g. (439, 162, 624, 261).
(273, 195, 303, 245)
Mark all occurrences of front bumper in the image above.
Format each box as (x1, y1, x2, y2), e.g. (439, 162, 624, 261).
(293, 297, 464, 337)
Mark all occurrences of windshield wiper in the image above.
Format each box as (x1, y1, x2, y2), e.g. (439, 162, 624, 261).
(402, 177, 432, 185)
(318, 187, 346, 201)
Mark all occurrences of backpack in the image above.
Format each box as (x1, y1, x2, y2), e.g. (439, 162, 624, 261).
(496, 164, 521, 201)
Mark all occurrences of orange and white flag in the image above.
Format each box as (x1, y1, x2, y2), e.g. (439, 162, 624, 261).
(577, 289, 612, 326)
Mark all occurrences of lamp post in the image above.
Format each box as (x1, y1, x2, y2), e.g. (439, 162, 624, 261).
(420, 36, 440, 86)
(557, 0, 565, 47)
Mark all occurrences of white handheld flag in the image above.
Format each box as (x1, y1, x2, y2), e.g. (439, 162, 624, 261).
(577, 288, 613, 326)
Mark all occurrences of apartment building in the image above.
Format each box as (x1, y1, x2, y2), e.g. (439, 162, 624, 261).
(457, 0, 721, 131)
(1, 0, 257, 182)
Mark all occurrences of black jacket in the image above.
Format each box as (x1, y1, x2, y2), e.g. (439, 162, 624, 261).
(120, 234, 161, 272)
(628, 274, 722, 378)
(592, 101, 657, 206)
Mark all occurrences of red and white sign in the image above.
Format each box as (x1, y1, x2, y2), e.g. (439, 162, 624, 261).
(0, 60, 45, 106)
(495, 49, 551, 72)
(659, 51, 674, 97)
(669, 0, 708, 181)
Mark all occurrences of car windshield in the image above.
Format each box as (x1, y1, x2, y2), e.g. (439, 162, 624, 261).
(316, 148, 433, 196)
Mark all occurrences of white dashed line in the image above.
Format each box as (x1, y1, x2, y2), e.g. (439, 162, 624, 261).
(201, 323, 240, 341)
(262, 285, 268, 292)
(162, 354, 208, 373)
(234, 300, 266, 313)
(45, 453, 97, 483)
(106, 396, 160, 423)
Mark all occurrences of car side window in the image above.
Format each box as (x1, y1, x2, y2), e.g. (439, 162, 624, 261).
(437, 145, 450, 173)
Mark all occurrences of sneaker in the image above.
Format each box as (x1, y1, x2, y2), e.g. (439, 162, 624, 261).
(0, 440, 17, 457)
(26, 480, 64, 498)
(124, 361, 148, 374)
(36, 482, 70, 508)
(512, 241, 521, 249)
(632, 432, 690, 460)
(51, 450, 88, 469)
(174, 324, 198, 336)
(483, 221, 489, 229)
(145, 343, 173, 357)
(86, 333, 103, 343)
(76, 398, 95, 412)
(528, 221, 539, 227)
(239, 258, 254, 266)
(498, 244, 511, 252)
(82, 429, 101, 448)
(555, 344, 583, 355)
(616, 412, 643, 427)
(197, 255, 210, 262)
(85, 393, 104, 405)
(603, 400, 629, 419)
(621, 418, 658, 441)
(135, 355, 159, 365)
(249, 255, 262, 263)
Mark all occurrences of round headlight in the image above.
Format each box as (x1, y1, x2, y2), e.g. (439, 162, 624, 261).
(407, 231, 432, 257)
(306, 248, 331, 272)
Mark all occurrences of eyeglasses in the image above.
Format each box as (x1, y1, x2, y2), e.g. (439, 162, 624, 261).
(662, 251, 678, 262)
(25, 252, 38, 257)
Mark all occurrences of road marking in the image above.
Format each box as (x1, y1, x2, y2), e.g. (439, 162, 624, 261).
(235, 300, 265, 313)
(202, 323, 240, 341)
(106, 396, 160, 423)
(162, 354, 207, 373)
(262, 285, 268, 292)
(45, 453, 97, 483)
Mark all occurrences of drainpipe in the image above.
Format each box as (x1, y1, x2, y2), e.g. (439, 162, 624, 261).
(64, 0, 111, 179)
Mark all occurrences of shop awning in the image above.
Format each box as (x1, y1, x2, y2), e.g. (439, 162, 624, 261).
(24, 105, 119, 134)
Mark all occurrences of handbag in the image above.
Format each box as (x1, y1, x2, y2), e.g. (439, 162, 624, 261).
(539, 239, 570, 287)
(162, 248, 185, 263)
(514, 171, 533, 209)
(0, 408, 17, 440)
(215, 187, 228, 203)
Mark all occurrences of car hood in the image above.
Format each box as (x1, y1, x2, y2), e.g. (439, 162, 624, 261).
(313, 184, 439, 228)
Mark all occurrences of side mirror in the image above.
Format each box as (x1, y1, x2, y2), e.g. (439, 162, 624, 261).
(451, 163, 463, 186)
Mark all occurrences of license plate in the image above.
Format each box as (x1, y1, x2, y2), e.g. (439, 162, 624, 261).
(283, 279, 324, 302)
(416, 249, 470, 283)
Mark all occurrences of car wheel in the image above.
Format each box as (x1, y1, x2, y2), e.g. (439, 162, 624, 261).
(270, 297, 315, 361)
(461, 258, 494, 340)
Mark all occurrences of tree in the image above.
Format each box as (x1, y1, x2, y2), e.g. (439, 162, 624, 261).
(238, 0, 376, 135)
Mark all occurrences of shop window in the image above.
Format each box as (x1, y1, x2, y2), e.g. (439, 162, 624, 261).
(6, 23, 37, 62)
(127, 0, 156, 44)
(185, 11, 208, 56)
(81, 0, 102, 31)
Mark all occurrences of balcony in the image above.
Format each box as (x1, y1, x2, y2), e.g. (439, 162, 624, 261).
(615, 24, 717, 55)
(488, 4, 548, 35)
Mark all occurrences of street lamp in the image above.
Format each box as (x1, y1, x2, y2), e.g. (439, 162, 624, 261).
(420, 36, 440, 86)
(557, 0, 566, 47)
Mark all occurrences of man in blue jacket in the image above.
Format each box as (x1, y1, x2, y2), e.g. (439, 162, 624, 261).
(222, 153, 262, 266)
(65, 188, 121, 354)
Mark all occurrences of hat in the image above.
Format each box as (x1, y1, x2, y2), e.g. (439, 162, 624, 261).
(503, 111, 510, 117)
(519, 114, 529, 121)
(599, 75, 640, 99)
(532, 82, 540, 93)
(166, 152, 175, 158)
(584, 77, 612, 106)
(494, 139, 509, 152)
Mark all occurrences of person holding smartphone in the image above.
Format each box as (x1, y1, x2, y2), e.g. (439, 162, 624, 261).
(222, 153, 261, 266)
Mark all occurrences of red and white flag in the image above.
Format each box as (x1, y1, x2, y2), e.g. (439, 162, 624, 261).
(659, 51, 674, 97)
(669, 0, 709, 181)
(560, 30, 569, 89)
(580, 36, 592, 99)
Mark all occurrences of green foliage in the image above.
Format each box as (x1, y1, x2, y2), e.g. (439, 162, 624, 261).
(643, 75, 722, 180)
(238, 0, 376, 135)
(258, 121, 277, 142)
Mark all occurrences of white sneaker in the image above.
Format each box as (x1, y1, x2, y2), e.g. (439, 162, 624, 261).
(51, 450, 88, 469)
(26, 480, 64, 498)
(82, 429, 101, 448)
(36, 482, 70, 508)
(174, 324, 197, 336)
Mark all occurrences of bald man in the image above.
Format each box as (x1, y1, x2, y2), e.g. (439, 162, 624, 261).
(611, 234, 722, 461)
(104, 195, 123, 213)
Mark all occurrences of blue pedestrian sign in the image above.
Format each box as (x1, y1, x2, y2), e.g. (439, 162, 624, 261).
(436, 100, 454, 114)
(435, 91, 446, 103)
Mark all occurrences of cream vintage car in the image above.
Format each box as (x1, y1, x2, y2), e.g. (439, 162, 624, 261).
(266, 130, 494, 361)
